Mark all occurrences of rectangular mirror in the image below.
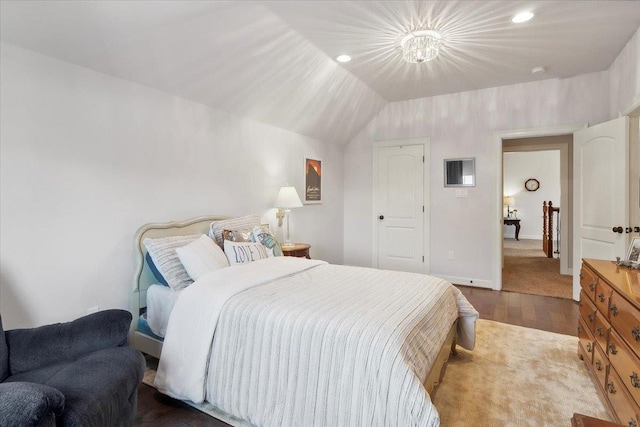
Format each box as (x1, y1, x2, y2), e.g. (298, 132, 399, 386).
(444, 158, 475, 187)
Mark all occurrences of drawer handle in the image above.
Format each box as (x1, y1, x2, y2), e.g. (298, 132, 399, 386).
(633, 327, 640, 341)
(608, 343, 618, 355)
(590, 283, 595, 291)
(607, 381, 616, 394)
(588, 313, 595, 323)
(580, 271, 584, 279)
(598, 293, 605, 303)
(586, 343, 593, 353)
(629, 420, 637, 427)
(611, 304, 618, 316)
(631, 372, 640, 388)
(595, 360, 602, 371)
(597, 326, 605, 337)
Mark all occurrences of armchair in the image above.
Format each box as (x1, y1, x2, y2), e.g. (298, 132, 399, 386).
(0, 309, 145, 427)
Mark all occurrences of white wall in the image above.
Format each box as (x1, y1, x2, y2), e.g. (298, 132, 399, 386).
(609, 27, 640, 116)
(0, 43, 344, 329)
(343, 72, 609, 285)
(503, 151, 560, 240)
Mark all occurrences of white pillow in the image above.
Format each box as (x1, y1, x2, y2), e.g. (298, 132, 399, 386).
(176, 235, 229, 280)
(224, 240, 269, 266)
(209, 215, 261, 248)
(143, 235, 199, 290)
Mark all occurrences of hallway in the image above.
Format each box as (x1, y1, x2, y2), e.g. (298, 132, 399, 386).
(502, 238, 572, 299)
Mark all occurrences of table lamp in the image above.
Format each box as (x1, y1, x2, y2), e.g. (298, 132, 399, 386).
(503, 196, 515, 218)
(275, 185, 303, 247)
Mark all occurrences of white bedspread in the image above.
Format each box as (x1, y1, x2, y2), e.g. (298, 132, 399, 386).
(155, 257, 478, 427)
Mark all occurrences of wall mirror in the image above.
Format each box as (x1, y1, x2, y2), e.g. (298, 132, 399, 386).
(444, 158, 475, 187)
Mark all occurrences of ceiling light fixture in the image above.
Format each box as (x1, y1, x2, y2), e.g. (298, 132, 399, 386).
(336, 54, 351, 63)
(512, 11, 534, 23)
(400, 30, 441, 63)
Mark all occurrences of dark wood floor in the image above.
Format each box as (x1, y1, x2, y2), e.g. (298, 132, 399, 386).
(133, 286, 579, 426)
(457, 285, 579, 336)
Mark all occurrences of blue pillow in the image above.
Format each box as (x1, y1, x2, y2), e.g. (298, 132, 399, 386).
(145, 252, 169, 287)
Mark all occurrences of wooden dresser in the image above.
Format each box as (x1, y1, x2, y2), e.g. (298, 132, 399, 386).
(578, 258, 640, 427)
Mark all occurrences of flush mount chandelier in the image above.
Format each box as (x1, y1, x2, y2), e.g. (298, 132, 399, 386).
(400, 29, 442, 63)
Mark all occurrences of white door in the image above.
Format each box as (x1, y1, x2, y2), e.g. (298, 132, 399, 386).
(573, 116, 629, 299)
(373, 143, 426, 273)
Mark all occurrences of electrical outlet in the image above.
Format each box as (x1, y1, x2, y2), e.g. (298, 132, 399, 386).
(87, 306, 99, 315)
(448, 250, 455, 260)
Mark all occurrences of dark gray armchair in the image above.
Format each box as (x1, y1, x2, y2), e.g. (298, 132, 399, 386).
(0, 309, 145, 427)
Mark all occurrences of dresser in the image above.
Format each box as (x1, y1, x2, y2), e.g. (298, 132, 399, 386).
(578, 258, 640, 427)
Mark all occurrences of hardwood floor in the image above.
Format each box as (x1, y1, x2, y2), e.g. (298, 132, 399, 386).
(456, 285, 579, 336)
(133, 286, 579, 426)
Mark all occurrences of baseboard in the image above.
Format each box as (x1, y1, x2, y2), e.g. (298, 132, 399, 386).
(504, 235, 543, 241)
(436, 274, 495, 290)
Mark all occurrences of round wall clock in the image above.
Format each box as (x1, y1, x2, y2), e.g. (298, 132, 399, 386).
(525, 178, 540, 191)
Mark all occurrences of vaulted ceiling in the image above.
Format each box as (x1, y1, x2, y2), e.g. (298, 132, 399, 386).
(2, 1, 639, 144)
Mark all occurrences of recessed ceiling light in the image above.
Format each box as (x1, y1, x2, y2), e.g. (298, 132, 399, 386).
(512, 11, 534, 23)
(336, 55, 351, 63)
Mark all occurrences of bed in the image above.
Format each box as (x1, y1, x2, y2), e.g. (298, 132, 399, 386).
(130, 215, 479, 426)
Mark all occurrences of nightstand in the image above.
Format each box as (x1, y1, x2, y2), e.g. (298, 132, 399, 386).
(281, 243, 311, 259)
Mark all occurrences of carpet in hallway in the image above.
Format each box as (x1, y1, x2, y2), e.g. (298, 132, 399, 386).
(502, 239, 572, 299)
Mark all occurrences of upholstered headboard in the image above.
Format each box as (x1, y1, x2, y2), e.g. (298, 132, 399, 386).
(129, 215, 229, 348)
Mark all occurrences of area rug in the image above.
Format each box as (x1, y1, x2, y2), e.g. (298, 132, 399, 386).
(503, 239, 572, 299)
(143, 319, 609, 426)
(433, 319, 610, 426)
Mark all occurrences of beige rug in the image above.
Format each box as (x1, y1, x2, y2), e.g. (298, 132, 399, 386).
(144, 320, 610, 426)
(434, 319, 610, 426)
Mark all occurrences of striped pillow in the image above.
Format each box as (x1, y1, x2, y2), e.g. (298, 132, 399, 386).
(143, 235, 199, 290)
(176, 235, 229, 281)
(209, 215, 260, 248)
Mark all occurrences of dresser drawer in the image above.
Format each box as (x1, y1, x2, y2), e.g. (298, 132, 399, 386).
(595, 279, 614, 318)
(593, 342, 609, 390)
(606, 367, 640, 427)
(579, 316, 596, 364)
(580, 291, 598, 332)
(594, 311, 611, 352)
(609, 293, 640, 358)
(609, 329, 640, 407)
(581, 265, 599, 301)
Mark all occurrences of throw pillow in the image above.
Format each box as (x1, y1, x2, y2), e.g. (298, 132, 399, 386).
(143, 235, 199, 290)
(176, 235, 229, 281)
(223, 240, 269, 266)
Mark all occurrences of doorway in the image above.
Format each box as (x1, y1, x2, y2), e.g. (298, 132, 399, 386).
(502, 142, 572, 299)
(492, 124, 583, 294)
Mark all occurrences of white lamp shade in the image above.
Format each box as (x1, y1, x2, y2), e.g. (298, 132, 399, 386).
(275, 186, 303, 209)
(503, 196, 514, 206)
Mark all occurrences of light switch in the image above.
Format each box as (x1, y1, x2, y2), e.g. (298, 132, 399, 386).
(455, 189, 468, 198)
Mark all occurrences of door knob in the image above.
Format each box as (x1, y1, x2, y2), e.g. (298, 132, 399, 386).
(635, 226, 640, 232)
(379, 215, 384, 220)
(626, 227, 633, 233)
(612, 226, 623, 233)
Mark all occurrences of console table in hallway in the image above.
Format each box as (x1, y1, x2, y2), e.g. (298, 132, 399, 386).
(504, 218, 521, 240)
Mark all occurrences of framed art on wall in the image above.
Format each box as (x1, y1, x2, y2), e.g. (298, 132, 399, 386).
(304, 157, 322, 204)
